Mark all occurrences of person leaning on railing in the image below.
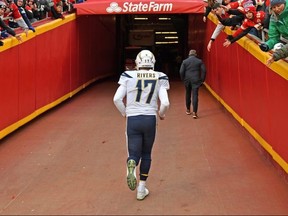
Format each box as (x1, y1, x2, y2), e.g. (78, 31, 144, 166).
(259, 0, 288, 52)
(0, 2, 22, 46)
(50, 0, 64, 19)
(15, 0, 36, 32)
(223, 5, 266, 47)
(266, 43, 288, 65)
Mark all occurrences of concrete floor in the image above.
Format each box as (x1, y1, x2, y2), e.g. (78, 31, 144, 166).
(0, 78, 287, 215)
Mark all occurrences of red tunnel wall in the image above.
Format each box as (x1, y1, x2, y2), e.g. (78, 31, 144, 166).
(0, 15, 117, 138)
(201, 17, 288, 172)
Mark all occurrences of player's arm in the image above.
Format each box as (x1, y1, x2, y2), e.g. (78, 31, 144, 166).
(158, 87, 170, 120)
(113, 85, 126, 117)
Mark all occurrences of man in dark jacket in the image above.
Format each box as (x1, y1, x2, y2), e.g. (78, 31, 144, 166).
(179, 49, 206, 119)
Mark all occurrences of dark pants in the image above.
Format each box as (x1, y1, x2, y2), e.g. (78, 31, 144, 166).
(185, 81, 200, 113)
(126, 115, 156, 181)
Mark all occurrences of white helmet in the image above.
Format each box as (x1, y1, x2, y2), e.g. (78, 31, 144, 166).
(135, 50, 156, 70)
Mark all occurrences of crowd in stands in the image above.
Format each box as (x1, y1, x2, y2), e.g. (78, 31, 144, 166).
(204, 0, 288, 64)
(0, 0, 84, 46)
(1, 0, 287, 66)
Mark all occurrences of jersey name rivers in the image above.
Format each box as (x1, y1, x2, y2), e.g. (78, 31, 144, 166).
(137, 72, 156, 78)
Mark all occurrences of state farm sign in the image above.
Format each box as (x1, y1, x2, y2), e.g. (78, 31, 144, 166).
(106, 2, 173, 13)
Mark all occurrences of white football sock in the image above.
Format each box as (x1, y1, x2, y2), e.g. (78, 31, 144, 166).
(138, 180, 146, 191)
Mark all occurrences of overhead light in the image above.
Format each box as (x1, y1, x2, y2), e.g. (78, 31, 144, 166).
(155, 41, 179, 44)
(155, 32, 177, 34)
(158, 17, 171, 20)
(134, 17, 148, 20)
(164, 36, 178, 39)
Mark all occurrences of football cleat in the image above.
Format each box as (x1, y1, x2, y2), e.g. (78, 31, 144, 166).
(127, 159, 137, 191)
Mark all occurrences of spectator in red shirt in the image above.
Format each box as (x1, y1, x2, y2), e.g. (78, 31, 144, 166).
(15, 0, 35, 32)
(50, 0, 64, 19)
(223, 5, 266, 46)
(26, 0, 41, 21)
(0, 2, 22, 46)
(4, 0, 30, 35)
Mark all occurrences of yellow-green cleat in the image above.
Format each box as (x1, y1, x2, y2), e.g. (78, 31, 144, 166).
(127, 159, 137, 191)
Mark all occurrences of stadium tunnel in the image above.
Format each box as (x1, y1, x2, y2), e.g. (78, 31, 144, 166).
(1, 0, 287, 179)
(74, 0, 207, 79)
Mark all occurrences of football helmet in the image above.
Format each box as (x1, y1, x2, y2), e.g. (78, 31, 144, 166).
(135, 50, 156, 70)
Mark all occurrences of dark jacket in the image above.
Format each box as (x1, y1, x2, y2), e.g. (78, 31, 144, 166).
(0, 18, 16, 36)
(179, 55, 206, 88)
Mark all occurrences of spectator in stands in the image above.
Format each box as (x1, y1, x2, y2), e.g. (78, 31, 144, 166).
(259, 0, 288, 52)
(37, 0, 52, 19)
(213, 3, 245, 29)
(50, 0, 64, 19)
(266, 43, 288, 65)
(27, 0, 41, 20)
(223, 5, 266, 46)
(206, 2, 245, 51)
(224, 0, 255, 15)
(207, 23, 225, 51)
(4, 0, 30, 35)
(23, 0, 37, 22)
(203, 0, 223, 23)
(62, 0, 74, 13)
(257, 0, 271, 31)
(255, 0, 266, 10)
(207, 0, 252, 51)
(0, 2, 22, 46)
(206, 0, 253, 51)
(15, 0, 35, 32)
(206, 3, 226, 51)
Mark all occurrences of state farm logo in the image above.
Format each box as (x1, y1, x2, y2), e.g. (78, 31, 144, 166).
(106, 2, 122, 13)
(106, 1, 173, 13)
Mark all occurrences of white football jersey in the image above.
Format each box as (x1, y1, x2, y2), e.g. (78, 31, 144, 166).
(118, 69, 169, 117)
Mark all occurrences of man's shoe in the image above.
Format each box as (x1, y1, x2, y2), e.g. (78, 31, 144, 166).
(186, 110, 191, 115)
(137, 187, 149, 200)
(192, 112, 198, 119)
(127, 159, 137, 191)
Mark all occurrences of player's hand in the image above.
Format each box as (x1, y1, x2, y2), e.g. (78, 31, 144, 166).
(203, 16, 206, 22)
(159, 112, 165, 120)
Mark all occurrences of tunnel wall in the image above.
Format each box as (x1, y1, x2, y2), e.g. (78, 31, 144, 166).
(201, 14, 288, 174)
(0, 14, 117, 139)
